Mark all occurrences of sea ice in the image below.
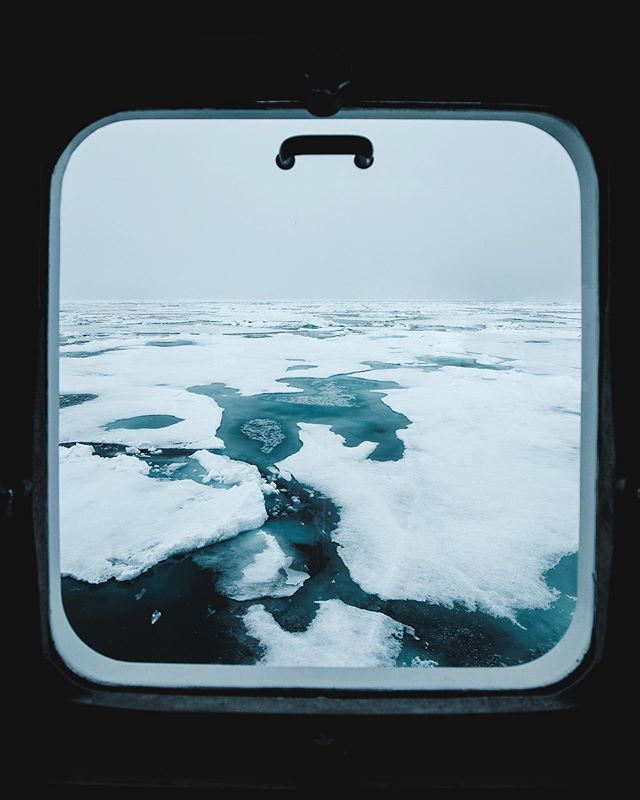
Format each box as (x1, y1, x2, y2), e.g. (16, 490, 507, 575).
(59, 444, 267, 583)
(244, 599, 411, 667)
(278, 362, 580, 620)
(410, 657, 438, 668)
(163, 462, 185, 475)
(226, 531, 309, 600)
(59, 385, 223, 449)
(240, 418, 285, 453)
(60, 300, 581, 625)
(192, 530, 309, 601)
(190, 449, 276, 497)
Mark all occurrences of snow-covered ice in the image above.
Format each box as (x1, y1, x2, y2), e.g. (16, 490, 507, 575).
(190, 449, 274, 496)
(59, 444, 267, 583)
(244, 599, 411, 667)
(59, 385, 223, 450)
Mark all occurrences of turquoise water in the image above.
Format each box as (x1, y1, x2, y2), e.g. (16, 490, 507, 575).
(104, 414, 184, 430)
(190, 375, 410, 468)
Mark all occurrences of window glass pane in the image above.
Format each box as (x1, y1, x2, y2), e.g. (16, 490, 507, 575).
(55, 116, 587, 682)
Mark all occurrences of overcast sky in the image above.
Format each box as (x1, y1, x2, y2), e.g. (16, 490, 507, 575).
(59, 117, 581, 302)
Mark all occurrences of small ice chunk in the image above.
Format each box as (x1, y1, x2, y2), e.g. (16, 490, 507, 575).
(164, 462, 185, 475)
(125, 446, 141, 455)
(134, 588, 146, 600)
(191, 449, 263, 488)
(284, 565, 308, 588)
(223, 532, 309, 601)
(410, 657, 438, 668)
(60, 442, 95, 459)
(150, 610, 161, 625)
(241, 534, 288, 584)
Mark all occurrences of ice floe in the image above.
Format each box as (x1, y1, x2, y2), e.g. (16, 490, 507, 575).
(190, 449, 277, 497)
(59, 385, 223, 449)
(244, 599, 411, 667)
(192, 530, 309, 601)
(59, 444, 267, 583)
(227, 531, 308, 600)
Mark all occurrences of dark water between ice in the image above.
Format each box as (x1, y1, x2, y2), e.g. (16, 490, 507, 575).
(104, 414, 184, 430)
(61, 367, 577, 668)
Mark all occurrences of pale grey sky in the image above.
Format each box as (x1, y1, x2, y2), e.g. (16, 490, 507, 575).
(60, 117, 581, 301)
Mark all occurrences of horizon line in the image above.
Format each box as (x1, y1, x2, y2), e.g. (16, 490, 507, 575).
(59, 297, 581, 304)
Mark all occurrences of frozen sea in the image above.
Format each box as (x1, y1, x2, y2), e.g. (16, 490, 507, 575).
(59, 300, 581, 668)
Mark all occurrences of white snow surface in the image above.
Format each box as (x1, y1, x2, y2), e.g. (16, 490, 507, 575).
(59, 444, 267, 583)
(244, 599, 411, 667)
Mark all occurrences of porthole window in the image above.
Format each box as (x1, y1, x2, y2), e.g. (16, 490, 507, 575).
(49, 111, 598, 690)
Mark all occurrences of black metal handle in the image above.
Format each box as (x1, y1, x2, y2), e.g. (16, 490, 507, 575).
(276, 135, 374, 170)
